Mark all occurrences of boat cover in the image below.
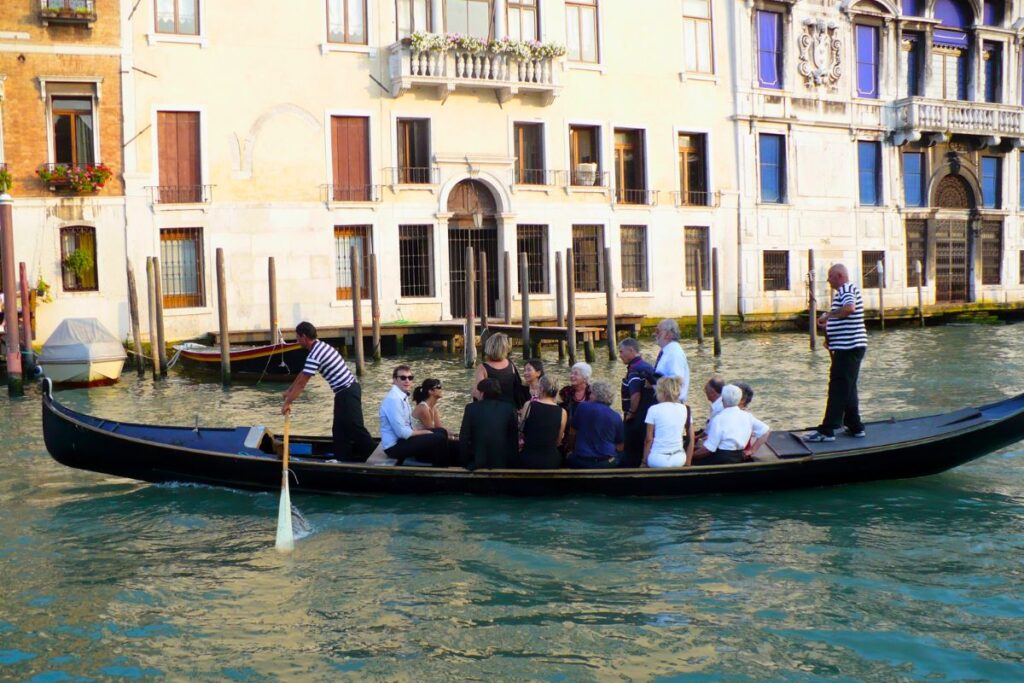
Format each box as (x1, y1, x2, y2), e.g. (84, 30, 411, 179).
(39, 318, 127, 363)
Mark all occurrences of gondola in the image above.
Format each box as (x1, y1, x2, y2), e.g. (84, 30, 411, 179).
(171, 341, 306, 380)
(41, 379, 1024, 497)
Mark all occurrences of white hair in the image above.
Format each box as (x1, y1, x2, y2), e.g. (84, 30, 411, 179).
(721, 384, 742, 408)
(571, 362, 593, 380)
(657, 319, 681, 341)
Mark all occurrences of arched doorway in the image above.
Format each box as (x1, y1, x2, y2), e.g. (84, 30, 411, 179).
(932, 174, 974, 303)
(447, 179, 499, 318)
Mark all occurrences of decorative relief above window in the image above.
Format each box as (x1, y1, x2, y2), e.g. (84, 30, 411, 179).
(797, 19, 842, 89)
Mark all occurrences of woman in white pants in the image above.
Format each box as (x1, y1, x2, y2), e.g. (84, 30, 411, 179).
(642, 376, 694, 468)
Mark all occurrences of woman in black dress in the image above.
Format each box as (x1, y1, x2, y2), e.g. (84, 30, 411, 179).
(518, 376, 567, 469)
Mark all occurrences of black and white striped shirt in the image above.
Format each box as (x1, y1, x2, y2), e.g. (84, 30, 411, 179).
(302, 339, 355, 393)
(826, 282, 868, 350)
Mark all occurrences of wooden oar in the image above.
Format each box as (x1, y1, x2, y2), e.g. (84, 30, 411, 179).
(274, 414, 294, 553)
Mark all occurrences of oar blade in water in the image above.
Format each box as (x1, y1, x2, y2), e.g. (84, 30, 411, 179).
(275, 474, 294, 552)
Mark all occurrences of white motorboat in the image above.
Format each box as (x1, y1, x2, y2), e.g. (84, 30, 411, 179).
(38, 318, 127, 386)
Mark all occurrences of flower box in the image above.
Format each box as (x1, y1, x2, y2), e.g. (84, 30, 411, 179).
(37, 163, 112, 194)
(39, 1, 96, 26)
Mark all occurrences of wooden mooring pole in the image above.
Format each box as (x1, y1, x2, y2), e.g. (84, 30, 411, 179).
(126, 260, 145, 376)
(152, 257, 167, 375)
(268, 257, 279, 343)
(216, 248, 231, 385)
(566, 248, 577, 365)
(603, 246, 616, 360)
(465, 247, 477, 368)
(370, 253, 382, 361)
(480, 254, 489, 327)
(877, 259, 885, 331)
(808, 249, 818, 350)
(350, 246, 365, 376)
(145, 257, 160, 380)
(0, 196, 22, 396)
(916, 260, 925, 327)
(520, 252, 531, 361)
(695, 250, 704, 345)
(555, 250, 565, 360)
(503, 251, 512, 325)
(712, 247, 722, 357)
(18, 262, 35, 376)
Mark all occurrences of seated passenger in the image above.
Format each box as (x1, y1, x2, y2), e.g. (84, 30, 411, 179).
(567, 380, 624, 469)
(642, 376, 694, 468)
(735, 382, 755, 410)
(692, 384, 770, 466)
(411, 378, 447, 434)
(459, 378, 518, 470)
(380, 365, 450, 466)
(517, 376, 567, 469)
(703, 374, 725, 429)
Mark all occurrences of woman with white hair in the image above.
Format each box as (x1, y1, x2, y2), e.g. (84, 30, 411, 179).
(693, 384, 770, 465)
(642, 376, 694, 468)
(557, 361, 593, 451)
(567, 380, 624, 468)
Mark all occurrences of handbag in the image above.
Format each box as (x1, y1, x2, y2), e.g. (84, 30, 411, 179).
(510, 362, 531, 409)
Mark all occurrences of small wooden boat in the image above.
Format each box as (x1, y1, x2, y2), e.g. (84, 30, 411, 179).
(172, 341, 306, 380)
(41, 379, 1024, 497)
(38, 318, 126, 387)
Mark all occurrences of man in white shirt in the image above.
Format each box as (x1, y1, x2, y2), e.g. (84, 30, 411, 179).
(693, 384, 770, 465)
(653, 319, 690, 401)
(379, 364, 449, 465)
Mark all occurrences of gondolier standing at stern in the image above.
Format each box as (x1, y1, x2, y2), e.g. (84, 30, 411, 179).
(282, 321, 376, 461)
(806, 264, 868, 443)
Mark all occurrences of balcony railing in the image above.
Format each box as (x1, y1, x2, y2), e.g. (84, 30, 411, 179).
(39, 0, 96, 26)
(389, 44, 561, 104)
(568, 168, 609, 188)
(148, 185, 213, 205)
(672, 190, 720, 208)
(514, 168, 558, 186)
(385, 166, 440, 185)
(321, 184, 382, 203)
(892, 97, 1024, 139)
(615, 188, 658, 206)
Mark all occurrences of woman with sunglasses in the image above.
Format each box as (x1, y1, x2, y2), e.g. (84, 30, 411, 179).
(412, 378, 446, 434)
(380, 365, 450, 466)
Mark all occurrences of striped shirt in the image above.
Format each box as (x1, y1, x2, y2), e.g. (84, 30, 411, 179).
(826, 282, 868, 350)
(302, 339, 355, 393)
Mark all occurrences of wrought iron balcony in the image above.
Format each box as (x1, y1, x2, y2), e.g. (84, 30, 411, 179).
(388, 44, 561, 105)
(321, 184, 382, 203)
(514, 168, 558, 186)
(148, 185, 213, 205)
(568, 168, 609, 189)
(671, 190, 720, 208)
(39, 0, 96, 27)
(614, 188, 658, 206)
(385, 166, 440, 186)
(891, 97, 1024, 143)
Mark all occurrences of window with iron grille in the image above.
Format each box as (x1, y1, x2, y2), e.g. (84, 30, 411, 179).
(905, 219, 927, 285)
(620, 225, 648, 291)
(516, 224, 548, 293)
(684, 226, 710, 290)
(572, 224, 604, 292)
(335, 225, 372, 300)
(399, 225, 434, 297)
(514, 123, 545, 185)
(59, 226, 98, 292)
(861, 250, 885, 289)
(981, 221, 1002, 285)
(762, 250, 789, 291)
(160, 227, 205, 308)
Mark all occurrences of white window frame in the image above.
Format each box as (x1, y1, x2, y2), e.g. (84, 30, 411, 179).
(41, 77, 103, 167)
(324, 108, 379, 207)
(680, 0, 716, 81)
(321, 0, 376, 55)
(673, 126, 715, 208)
(150, 105, 209, 210)
(147, 0, 209, 48)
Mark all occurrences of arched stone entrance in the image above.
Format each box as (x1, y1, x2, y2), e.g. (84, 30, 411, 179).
(932, 174, 974, 303)
(447, 179, 499, 317)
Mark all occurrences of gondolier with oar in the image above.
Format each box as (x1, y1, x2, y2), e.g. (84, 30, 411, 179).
(806, 264, 868, 443)
(282, 321, 376, 462)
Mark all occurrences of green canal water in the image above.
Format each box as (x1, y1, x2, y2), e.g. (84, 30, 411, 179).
(2, 325, 1024, 681)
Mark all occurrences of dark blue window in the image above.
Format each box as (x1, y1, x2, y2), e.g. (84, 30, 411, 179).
(983, 0, 1003, 26)
(757, 11, 782, 89)
(905, 34, 922, 96)
(984, 44, 1001, 103)
(858, 142, 881, 206)
(982, 156, 1001, 209)
(856, 25, 879, 98)
(759, 134, 785, 203)
(956, 52, 969, 100)
(904, 152, 924, 207)
(901, 0, 920, 15)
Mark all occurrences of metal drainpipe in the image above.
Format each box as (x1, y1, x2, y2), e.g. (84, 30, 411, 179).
(728, 1, 746, 319)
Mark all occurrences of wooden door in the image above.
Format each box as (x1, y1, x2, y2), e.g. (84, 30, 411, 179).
(935, 219, 969, 303)
(331, 116, 370, 200)
(157, 111, 201, 203)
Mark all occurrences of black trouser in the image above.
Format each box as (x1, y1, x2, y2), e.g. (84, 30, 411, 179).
(386, 429, 452, 466)
(621, 418, 647, 468)
(332, 383, 376, 462)
(699, 448, 745, 465)
(818, 346, 866, 437)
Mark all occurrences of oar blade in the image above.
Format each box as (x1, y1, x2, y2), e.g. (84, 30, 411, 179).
(275, 475, 294, 553)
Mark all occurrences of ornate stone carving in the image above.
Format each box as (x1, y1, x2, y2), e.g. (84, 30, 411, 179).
(798, 19, 842, 89)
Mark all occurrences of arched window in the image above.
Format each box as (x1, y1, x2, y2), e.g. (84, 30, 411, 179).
(60, 226, 98, 292)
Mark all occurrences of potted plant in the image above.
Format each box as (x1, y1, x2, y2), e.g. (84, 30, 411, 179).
(35, 277, 53, 304)
(0, 167, 12, 194)
(64, 248, 94, 284)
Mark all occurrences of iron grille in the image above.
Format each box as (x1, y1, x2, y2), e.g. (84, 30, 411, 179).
(861, 251, 885, 289)
(763, 250, 789, 291)
(326, 184, 380, 202)
(387, 166, 439, 185)
(620, 225, 648, 292)
(160, 227, 205, 308)
(905, 220, 927, 285)
(59, 225, 98, 292)
(149, 185, 212, 204)
(516, 225, 549, 293)
(684, 226, 710, 290)
(673, 190, 718, 207)
(334, 225, 371, 300)
(935, 220, 968, 303)
(449, 225, 498, 317)
(398, 225, 434, 297)
(981, 221, 1002, 285)
(515, 168, 555, 185)
(572, 225, 604, 292)
(615, 188, 656, 205)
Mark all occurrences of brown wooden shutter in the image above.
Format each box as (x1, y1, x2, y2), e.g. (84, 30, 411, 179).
(331, 116, 370, 200)
(158, 112, 201, 202)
